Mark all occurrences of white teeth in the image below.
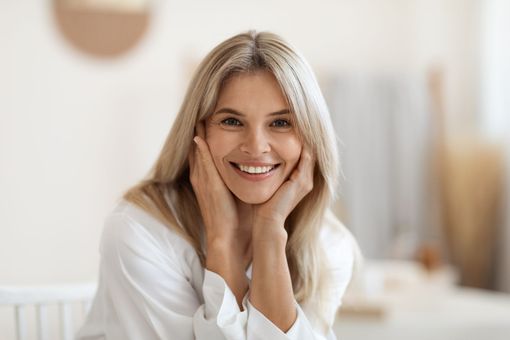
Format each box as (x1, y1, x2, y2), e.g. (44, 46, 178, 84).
(237, 164, 275, 174)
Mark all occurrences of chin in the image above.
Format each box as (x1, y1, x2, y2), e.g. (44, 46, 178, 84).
(232, 190, 274, 205)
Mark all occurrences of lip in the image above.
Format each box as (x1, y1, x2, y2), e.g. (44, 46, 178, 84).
(229, 162, 280, 182)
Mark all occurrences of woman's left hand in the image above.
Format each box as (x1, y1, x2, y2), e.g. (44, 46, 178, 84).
(252, 146, 315, 240)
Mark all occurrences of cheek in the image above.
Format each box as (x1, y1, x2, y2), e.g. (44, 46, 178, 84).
(205, 128, 234, 167)
(279, 135, 302, 168)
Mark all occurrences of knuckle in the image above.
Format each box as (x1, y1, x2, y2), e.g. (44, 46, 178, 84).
(300, 178, 313, 192)
(189, 171, 199, 184)
(297, 178, 305, 189)
(306, 182, 314, 192)
(189, 175, 197, 186)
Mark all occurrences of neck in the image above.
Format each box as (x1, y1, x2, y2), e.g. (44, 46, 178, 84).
(235, 198, 256, 232)
(234, 198, 255, 269)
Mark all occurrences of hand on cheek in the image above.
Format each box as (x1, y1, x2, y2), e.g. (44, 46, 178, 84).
(252, 145, 315, 239)
(188, 121, 240, 243)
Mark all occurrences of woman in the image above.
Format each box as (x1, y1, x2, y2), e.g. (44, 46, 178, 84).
(77, 30, 359, 340)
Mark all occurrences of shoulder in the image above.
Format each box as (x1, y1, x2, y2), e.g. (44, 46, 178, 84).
(320, 210, 358, 260)
(299, 210, 361, 329)
(99, 199, 200, 276)
(320, 209, 362, 278)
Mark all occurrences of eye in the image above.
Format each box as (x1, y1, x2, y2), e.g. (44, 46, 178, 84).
(270, 119, 291, 128)
(220, 118, 242, 126)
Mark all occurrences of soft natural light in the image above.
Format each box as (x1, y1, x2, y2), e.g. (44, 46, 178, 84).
(481, 0, 510, 141)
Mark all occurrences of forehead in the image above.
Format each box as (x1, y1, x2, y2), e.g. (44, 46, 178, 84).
(214, 70, 289, 114)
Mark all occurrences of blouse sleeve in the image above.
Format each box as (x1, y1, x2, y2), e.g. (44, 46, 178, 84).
(99, 212, 355, 340)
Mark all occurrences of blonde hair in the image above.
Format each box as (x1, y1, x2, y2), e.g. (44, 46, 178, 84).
(123, 30, 340, 328)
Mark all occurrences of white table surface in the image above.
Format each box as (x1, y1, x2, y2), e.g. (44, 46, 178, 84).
(333, 273, 510, 340)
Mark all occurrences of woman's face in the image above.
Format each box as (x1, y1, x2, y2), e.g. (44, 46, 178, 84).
(205, 70, 303, 204)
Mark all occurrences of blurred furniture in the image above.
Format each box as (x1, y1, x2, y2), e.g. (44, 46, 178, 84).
(0, 283, 96, 340)
(429, 69, 506, 289)
(335, 260, 510, 340)
(326, 74, 435, 260)
(439, 139, 504, 288)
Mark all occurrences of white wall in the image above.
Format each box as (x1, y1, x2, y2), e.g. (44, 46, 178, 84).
(0, 0, 481, 297)
(481, 0, 510, 141)
(480, 0, 510, 292)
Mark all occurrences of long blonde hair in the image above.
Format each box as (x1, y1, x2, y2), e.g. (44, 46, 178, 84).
(123, 30, 340, 327)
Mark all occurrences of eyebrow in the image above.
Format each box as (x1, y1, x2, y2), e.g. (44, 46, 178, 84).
(213, 108, 291, 117)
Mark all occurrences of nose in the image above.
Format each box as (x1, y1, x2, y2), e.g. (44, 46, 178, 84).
(240, 128, 271, 155)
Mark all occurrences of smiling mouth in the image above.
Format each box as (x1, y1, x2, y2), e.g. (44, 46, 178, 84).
(229, 162, 281, 174)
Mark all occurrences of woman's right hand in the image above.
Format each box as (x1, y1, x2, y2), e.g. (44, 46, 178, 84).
(189, 121, 251, 306)
(188, 120, 240, 245)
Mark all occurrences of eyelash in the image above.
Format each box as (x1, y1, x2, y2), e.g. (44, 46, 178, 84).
(220, 118, 292, 128)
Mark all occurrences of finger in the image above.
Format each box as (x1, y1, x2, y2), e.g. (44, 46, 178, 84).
(193, 135, 217, 171)
(188, 141, 200, 188)
(290, 145, 313, 179)
(300, 145, 314, 166)
(192, 133, 231, 196)
(189, 125, 203, 167)
(194, 121, 210, 163)
(290, 145, 314, 193)
(301, 146, 315, 174)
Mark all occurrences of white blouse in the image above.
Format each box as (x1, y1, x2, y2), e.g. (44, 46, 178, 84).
(76, 199, 356, 340)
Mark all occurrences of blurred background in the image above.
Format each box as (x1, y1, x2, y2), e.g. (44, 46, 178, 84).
(1, 0, 509, 339)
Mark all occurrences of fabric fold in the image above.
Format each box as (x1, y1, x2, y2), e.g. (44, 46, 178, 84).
(76, 201, 355, 340)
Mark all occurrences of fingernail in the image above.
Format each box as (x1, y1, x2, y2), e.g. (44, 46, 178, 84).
(193, 136, 199, 144)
